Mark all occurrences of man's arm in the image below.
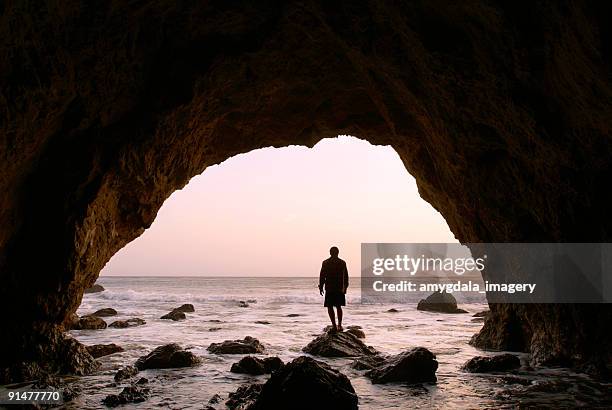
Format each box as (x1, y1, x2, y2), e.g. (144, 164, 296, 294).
(318, 262, 326, 295)
(343, 261, 349, 294)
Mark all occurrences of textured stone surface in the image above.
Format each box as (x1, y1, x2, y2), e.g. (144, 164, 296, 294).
(114, 365, 139, 382)
(0, 1, 611, 379)
(230, 356, 284, 375)
(208, 337, 265, 354)
(303, 331, 377, 357)
(88, 308, 117, 317)
(135, 344, 200, 370)
(227, 356, 358, 410)
(461, 353, 521, 373)
(365, 347, 438, 384)
(417, 291, 468, 314)
(109, 318, 146, 328)
(86, 343, 124, 358)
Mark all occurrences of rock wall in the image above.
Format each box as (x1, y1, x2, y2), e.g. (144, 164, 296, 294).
(1, 1, 611, 380)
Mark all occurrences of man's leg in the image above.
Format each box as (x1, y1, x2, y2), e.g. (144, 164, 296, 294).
(337, 306, 343, 331)
(327, 306, 337, 330)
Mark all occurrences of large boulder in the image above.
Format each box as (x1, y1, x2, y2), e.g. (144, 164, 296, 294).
(72, 315, 107, 330)
(303, 331, 377, 357)
(109, 318, 146, 328)
(84, 284, 105, 294)
(85, 343, 124, 358)
(461, 354, 521, 373)
(208, 337, 265, 354)
(114, 365, 139, 382)
(365, 347, 438, 384)
(135, 344, 201, 370)
(160, 310, 186, 321)
(230, 356, 284, 375)
(102, 386, 149, 407)
(88, 308, 117, 317)
(351, 354, 386, 370)
(173, 303, 195, 313)
(227, 356, 358, 410)
(417, 291, 468, 314)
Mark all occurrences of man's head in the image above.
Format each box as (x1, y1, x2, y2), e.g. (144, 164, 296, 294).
(329, 246, 339, 257)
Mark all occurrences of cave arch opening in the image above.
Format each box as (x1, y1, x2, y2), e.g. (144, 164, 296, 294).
(100, 135, 457, 278)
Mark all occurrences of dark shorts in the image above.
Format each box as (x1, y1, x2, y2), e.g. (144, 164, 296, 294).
(324, 291, 346, 307)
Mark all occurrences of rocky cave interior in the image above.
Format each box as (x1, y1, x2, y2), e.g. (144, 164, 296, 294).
(1, 1, 611, 382)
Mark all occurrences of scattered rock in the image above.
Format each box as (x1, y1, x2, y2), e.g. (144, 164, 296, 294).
(239, 301, 249, 308)
(135, 344, 201, 370)
(208, 327, 222, 332)
(461, 354, 521, 373)
(208, 337, 265, 354)
(62, 386, 80, 402)
(227, 356, 358, 409)
(387, 308, 400, 313)
(286, 313, 301, 317)
(86, 343, 124, 358)
(161, 310, 186, 321)
(209, 319, 222, 323)
(351, 354, 386, 370)
(303, 331, 377, 357)
(365, 347, 438, 384)
(135, 377, 148, 385)
(471, 317, 485, 323)
(84, 284, 105, 294)
(247, 299, 257, 304)
(72, 315, 107, 330)
(230, 356, 284, 375)
(102, 386, 149, 407)
(208, 393, 222, 404)
(88, 308, 117, 317)
(109, 318, 146, 328)
(114, 365, 139, 381)
(174, 303, 195, 313)
(417, 291, 468, 314)
(255, 320, 271, 325)
(473, 310, 490, 318)
(226, 383, 263, 409)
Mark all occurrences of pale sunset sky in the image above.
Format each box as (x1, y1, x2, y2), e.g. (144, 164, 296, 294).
(101, 136, 457, 276)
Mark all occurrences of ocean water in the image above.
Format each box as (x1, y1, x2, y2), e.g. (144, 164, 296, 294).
(65, 277, 611, 409)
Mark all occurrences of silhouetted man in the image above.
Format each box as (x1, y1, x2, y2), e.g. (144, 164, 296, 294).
(319, 246, 349, 332)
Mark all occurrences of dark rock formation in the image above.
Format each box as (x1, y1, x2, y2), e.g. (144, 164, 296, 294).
(208, 337, 265, 354)
(135, 344, 201, 370)
(226, 383, 264, 410)
(227, 356, 358, 410)
(255, 320, 271, 325)
(352, 354, 386, 371)
(461, 354, 521, 373)
(173, 303, 195, 313)
(160, 310, 186, 321)
(88, 307, 117, 317)
(303, 331, 377, 357)
(365, 347, 438, 384)
(114, 365, 139, 382)
(109, 318, 146, 328)
(102, 386, 149, 407)
(1, 1, 612, 380)
(323, 325, 365, 338)
(473, 310, 490, 318)
(286, 313, 301, 317)
(84, 284, 105, 294)
(230, 356, 284, 375)
(86, 343, 124, 358)
(238, 301, 249, 308)
(417, 291, 468, 314)
(72, 316, 107, 330)
(387, 308, 400, 313)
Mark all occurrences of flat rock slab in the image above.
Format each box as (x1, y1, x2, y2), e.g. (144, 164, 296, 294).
(161, 310, 186, 321)
(208, 336, 265, 354)
(135, 343, 201, 370)
(88, 308, 117, 317)
(109, 318, 146, 328)
(227, 356, 358, 410)
(365, 347, 438, 384)
(86, 343, 124, 358)
(417, 291, 468, 314)
(230, 356, 284, 375)
(84, 284, 105, 294)
(303, 331, 377, 357)
(461, 354, 520, 373)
